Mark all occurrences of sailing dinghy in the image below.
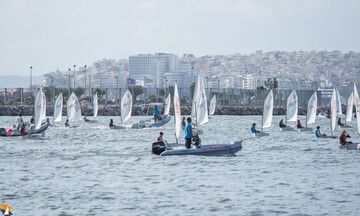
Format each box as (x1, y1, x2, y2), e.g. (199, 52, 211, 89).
(342, 92, 354, 128)
(66, 92, 82, 127)
(152, 82, 243, 156)
(209, 95, 216, 116)
(111, 89, 133, 129)
(281, 90, 297, 131)
(53, 93, 63, 124)
(84, 94, 99, 123)
(253, 90, 273, 137)
(319, 89, 337, 139)
(299, 91, 317, 132)
(1, 88, 50, 137)
(341, 83, 360, 150)
(132, 94, 172, 128)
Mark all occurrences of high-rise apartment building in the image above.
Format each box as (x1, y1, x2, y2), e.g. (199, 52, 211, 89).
(129, 53, 178, 88)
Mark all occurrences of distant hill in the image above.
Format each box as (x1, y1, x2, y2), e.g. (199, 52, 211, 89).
(0, 75, 43, 88)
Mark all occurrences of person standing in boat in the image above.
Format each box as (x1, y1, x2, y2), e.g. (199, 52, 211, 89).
(339, 130, 352, 146)
(184, 117, 193, 149)
(20, 123, 27, 136)
(296, 119, 304, 129)
(15, 113, 24, 131)
(251, 123, 260, 133)
(337, 117, 344, 126)
(279, 119, 286, 128)
(315, 126, 326, 138)
(181, 117, 186, 129)
(153, 105, 160, 122)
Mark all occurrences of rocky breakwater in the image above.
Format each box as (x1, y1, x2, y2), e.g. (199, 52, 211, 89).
(0, 104, 339, 116)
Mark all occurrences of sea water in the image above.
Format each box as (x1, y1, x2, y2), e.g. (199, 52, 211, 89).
(0, 115, 360, 215)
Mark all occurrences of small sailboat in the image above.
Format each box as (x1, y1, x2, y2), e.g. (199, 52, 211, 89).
(209, 95, 216, 116)
(335, 87, 343, 116)
(342, 94, 360, 150)
(281, 90, 298, 131)
(111, 89, 133, 129)
(84, 94, 99, 123)
(190, 75, 208, 135)
(342, 92, 354, 128)
(320, 89, 337, 139)
(21, 88, 50, 139)
(299, 91, 317, 132)
(152, 82, 243, 156)
(132, 93, 172, 128)
(66, 92, 82, 127)
(254, 90, 273, 137)
(53, 93, 63, 123)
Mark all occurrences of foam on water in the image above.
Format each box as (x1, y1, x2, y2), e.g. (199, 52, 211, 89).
(1, 115, 360, 215)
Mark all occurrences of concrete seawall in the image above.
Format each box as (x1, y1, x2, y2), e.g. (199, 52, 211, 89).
(0, 105, 338, 116)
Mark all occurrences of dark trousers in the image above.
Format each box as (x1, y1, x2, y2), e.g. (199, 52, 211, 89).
(185, 138, 192, 149)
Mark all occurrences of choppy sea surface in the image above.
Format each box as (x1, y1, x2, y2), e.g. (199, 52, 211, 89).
(0, 115, 360, 216)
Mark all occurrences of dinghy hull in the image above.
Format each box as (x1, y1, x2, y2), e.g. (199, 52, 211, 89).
(340, 143, 360, 150)
(160, 141, 242, 156)
(280, 127, 295, 131)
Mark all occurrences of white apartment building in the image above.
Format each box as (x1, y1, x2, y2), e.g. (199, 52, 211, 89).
(129, 53, 178, 88)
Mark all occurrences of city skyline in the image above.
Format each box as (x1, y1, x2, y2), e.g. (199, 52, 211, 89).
(1, 0, 360, 76)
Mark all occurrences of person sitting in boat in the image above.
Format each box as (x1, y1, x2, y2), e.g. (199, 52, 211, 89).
(65, 119, 70, 127)
(337, 117, 344, 126)
(339, 130, 352, 146)
(181, 117, 186, 129)
(315, 126, 326, 138)
(109, 119, 115, 128)
(157, 132, 164, 142)
(20, 123, 27, 136)
(153, 105, 160, 122)
(84, 115, 90, 122)
(296, 119, 304, 129)
(184, 117, 193, 149)
(251, 123, 260, 133)
(279, 119, 286, 128)
(30, 114, 35, 125)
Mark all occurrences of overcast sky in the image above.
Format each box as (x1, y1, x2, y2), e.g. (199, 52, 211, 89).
(0, 0, 359, 76)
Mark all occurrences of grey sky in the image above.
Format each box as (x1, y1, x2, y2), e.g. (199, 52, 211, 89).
(0, 0, 359, 76)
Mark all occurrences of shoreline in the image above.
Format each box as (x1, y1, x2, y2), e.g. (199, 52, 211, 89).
(0, 105, 337, 116)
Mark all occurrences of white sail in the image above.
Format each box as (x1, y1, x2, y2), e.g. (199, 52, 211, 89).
(354, 82, 359, 99)
(41, 92, 46, 121)
(53, 93, 63, 122)
(306, 91, 317, 125)
(345, 93, 354, 124)
(262, 90, 273, 129)
(355, 97, 360, 134)
(331, 89, 337, 133)
(34, 88, 44, 130)
(121, 89, 132, 124)
(173, 82, 182, 140)
(93, 94, 98, 117)
(335, 87, 342, 115)
(67, 92, 82, 122)
(195, 76, 208, 126)
(209, 95, 216, 115)
(286, 90, 298, 122)
(191, 75, 202, 118)
(164, 94, 171, 116)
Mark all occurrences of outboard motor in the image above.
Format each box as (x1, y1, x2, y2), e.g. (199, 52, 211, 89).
(0, 128, 6, 136)
(152, 141, 167, 155)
